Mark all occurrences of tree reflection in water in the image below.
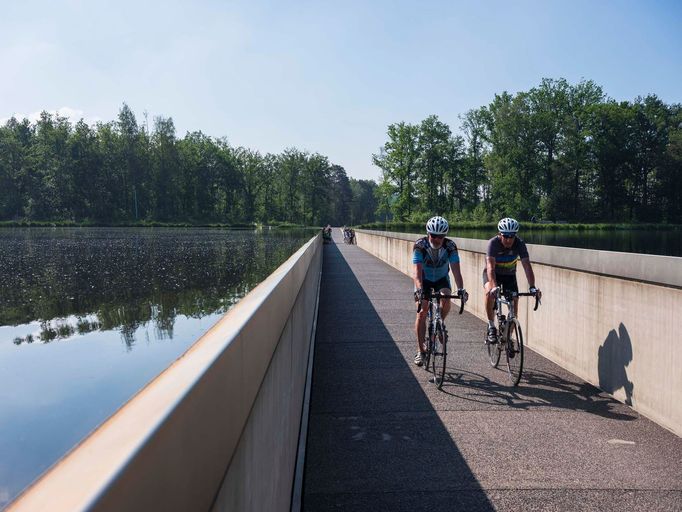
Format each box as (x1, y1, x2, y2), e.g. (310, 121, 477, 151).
(1, 227, 314, 347)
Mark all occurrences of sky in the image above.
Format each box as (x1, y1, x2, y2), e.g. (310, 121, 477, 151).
(1, 0, 681, 181)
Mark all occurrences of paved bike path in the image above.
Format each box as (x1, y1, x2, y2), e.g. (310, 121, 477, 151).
(302, 233, 682, 511)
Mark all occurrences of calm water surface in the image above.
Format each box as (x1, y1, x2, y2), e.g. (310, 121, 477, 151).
(0, 227, 314, 506)
(377, 227, 682, 257)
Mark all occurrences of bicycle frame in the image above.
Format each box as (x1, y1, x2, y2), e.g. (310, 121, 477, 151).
(493, 287, 540, 322)
(488, 286, 540, 386)
(417, 289, 465, 388)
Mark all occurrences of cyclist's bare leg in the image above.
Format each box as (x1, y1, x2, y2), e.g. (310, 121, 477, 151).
(415, 299, 428, 352)
(484, 281, 496, 322)
(439, 287, 452, 321)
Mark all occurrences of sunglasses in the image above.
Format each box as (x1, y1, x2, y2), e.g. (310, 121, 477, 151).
(429, 234, 445, 239)
(500, 233, 515, 239)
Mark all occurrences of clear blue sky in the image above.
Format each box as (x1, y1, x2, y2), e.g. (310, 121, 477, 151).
(1, 0, 680, 181)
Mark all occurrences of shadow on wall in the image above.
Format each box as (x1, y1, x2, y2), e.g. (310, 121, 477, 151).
(597, 323, 634, 406)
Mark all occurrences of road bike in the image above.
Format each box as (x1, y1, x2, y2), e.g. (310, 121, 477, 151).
(417, 289, 465, 389)
(486, 286, 540, 386)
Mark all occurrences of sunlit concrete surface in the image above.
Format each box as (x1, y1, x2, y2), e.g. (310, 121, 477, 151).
(303, 231, 682, 511)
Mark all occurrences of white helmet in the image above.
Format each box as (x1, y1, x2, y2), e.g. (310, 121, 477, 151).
(426, 216, 449, 235)
(498, 217, 519, 234)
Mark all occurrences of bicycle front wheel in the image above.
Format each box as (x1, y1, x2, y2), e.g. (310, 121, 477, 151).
(424, 330, 433, 373)
(433, 322, 447, 389)
(505, 319, 524, 386)
(487, 333, 501, 368)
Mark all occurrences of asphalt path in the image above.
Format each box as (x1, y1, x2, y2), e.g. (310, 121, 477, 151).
(302, 232, 682, 511)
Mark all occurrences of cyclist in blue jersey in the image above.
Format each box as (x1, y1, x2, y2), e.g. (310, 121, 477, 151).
(483, 217, 542, 344)
(413, 216, 468, 366)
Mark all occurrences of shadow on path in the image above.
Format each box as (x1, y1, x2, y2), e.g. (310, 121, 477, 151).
(303, 241, 495, 511)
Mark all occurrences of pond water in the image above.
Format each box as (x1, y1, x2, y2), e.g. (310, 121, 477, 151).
(376, 226, 682, 257)
(0, 227, 314, 507)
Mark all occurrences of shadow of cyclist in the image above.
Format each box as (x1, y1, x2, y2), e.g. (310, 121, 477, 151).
(597, 322, 634, 406)
(439, 364, 638, 422)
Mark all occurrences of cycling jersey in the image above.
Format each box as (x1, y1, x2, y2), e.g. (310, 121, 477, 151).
(485, 236, 529, 276)
(413, 237, 460, 282)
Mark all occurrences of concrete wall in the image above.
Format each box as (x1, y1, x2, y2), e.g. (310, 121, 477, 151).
(9, 234, 323, 512)
(355, 229, 682, 437)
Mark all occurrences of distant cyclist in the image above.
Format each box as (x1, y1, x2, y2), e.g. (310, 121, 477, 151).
(413, 216, 468, 366)
(483, 217, 542, 343)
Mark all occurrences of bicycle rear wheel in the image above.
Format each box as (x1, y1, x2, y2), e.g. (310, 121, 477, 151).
(505, 319, 524, 386)
(433, 322, 447, 389)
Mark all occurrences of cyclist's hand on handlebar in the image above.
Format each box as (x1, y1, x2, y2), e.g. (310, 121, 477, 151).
(529, 286, 542, 300)
(487, 286, 499, 298)
(457, 288, 469, 304)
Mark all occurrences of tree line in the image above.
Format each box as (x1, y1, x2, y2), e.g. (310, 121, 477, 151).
(0, 104, 378, 226)
(373, 78, 682, 224)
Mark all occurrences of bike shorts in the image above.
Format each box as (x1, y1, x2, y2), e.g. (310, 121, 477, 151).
(419, 276, 452, 298)
(481, 269, 518, 293)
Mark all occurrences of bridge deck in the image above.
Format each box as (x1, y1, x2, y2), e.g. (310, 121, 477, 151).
(302, 233, 682, 511)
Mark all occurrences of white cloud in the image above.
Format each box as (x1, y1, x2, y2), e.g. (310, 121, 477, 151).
(0, 107, 101, 126)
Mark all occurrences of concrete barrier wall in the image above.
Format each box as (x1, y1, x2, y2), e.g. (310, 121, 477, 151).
(9, 234, 323, 512)
(355, 229, 682, 437)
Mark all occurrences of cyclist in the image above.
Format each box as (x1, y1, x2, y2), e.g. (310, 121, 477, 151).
(322, 225, 332, 243)
(413, 216, 468, 366)
(483, 217, 542, 344)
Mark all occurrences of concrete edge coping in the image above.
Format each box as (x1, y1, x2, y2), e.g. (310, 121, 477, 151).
(290, 254, 322, 512)
(8, 233, 322, 512)
(356, 229, 682, 288)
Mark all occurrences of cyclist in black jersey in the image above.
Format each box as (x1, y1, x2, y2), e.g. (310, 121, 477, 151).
(483, 217, 542, 343)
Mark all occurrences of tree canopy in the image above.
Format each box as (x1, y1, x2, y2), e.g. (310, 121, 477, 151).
(0, 104, 377, 226)
(374, 78, 682, 224)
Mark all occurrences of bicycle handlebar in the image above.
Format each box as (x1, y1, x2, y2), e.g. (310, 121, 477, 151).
(416, 290, 466, 315)
(497, 290, 541, 311)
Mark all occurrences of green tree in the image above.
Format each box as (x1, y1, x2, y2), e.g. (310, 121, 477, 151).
(372, 122, 419, 220)
(586, 101, 635, 221)
(416, 115, 453, 214)
(485, 92, 541, 219)
(350, 178, 378, 224)
(329, 164, 352, 225)
(276, 148, 307, 223)
(460, 107, 491, 211)
(299, 153, 331, 225)
(67, 120, 101, 221)
(628, 95, 670, 221)
(117, 103, 148, 220)
(150, 116, 181, 220)
(233, 147, 264, 222)
(555, 80, 604, 220)
(0, 118, 33, 219)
